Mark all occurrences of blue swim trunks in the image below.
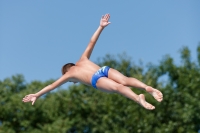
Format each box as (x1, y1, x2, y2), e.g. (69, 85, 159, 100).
(91, 66, 110, 89)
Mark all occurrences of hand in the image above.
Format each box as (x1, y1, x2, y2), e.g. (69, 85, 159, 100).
(22, 94, 38, 105)
(100, 14, 111, 27)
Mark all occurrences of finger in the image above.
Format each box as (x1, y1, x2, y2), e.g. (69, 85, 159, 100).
(102, 15, 106, 20)
(105, 14, 110, 20)
(104, 14, 108, 20)
(23, 97, 30, 100)
(24, 96, 30, 99)
(23, 98, 30, 101)
(102, 14, 106, 19)
(22, 98, 28, 101)
(23, 98, 31, 102)
(23, 100, 30, 103)
(25, 95, 30, 97)
(104, 22, 111, 27)
(108, 14, 110, 19)
(32, 100, 35, 105)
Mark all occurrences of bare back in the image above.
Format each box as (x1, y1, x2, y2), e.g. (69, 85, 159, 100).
(68, 58, 101, 86)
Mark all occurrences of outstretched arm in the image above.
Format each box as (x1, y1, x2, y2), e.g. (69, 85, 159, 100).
(80, 14, 111, 60)
(22, 74, 69, 105)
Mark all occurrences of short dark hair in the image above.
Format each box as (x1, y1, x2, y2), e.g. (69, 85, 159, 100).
(61, 63, 75, 75)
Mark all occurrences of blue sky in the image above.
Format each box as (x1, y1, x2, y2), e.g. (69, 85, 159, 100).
(1, 1, 200, 84)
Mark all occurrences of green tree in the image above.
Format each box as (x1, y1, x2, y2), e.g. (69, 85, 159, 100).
(1, 46, 200, 133)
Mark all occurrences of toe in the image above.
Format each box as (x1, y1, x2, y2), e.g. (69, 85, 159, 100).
(158, 98, 163, 102)
(149, 105, 155, 110)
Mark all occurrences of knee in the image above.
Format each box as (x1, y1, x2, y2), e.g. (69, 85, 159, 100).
(120, 77, 129, 86)
(112, 84, 124, 93)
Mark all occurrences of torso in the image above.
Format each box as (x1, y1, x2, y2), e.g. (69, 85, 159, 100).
(68, 58, 101, 86)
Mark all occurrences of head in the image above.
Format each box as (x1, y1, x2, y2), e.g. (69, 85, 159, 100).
(61, 63, 75, 75)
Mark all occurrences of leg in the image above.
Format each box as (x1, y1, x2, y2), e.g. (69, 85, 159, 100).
(108, 68, 163, 102)
(96, 77, 155, 110)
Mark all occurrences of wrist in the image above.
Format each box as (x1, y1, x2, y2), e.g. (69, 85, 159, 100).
(99, 25, 105, 29)
(35, 93, 40, 98)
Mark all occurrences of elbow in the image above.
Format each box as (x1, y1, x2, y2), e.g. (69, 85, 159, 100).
(89, 40, 95, 45)
(50, 81, 63, 89)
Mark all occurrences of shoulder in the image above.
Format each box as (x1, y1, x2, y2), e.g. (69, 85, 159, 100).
(67, 65, 80, 76)
(79, 56, 88, 61)
(76, 57, 90, 65)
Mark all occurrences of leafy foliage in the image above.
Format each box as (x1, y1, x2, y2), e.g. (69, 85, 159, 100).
(1, 46, 200, 133)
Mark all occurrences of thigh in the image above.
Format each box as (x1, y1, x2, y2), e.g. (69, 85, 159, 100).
(96, 77, 120, 93)
(108, 68, 128, 85)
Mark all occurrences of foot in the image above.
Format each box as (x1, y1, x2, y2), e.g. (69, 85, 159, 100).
(145, 86, 163, 102)
(138, 94, 155, 110)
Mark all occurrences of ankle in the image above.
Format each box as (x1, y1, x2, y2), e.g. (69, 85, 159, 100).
(136, 95, 141, 103)
(144, 86, 149, 91)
